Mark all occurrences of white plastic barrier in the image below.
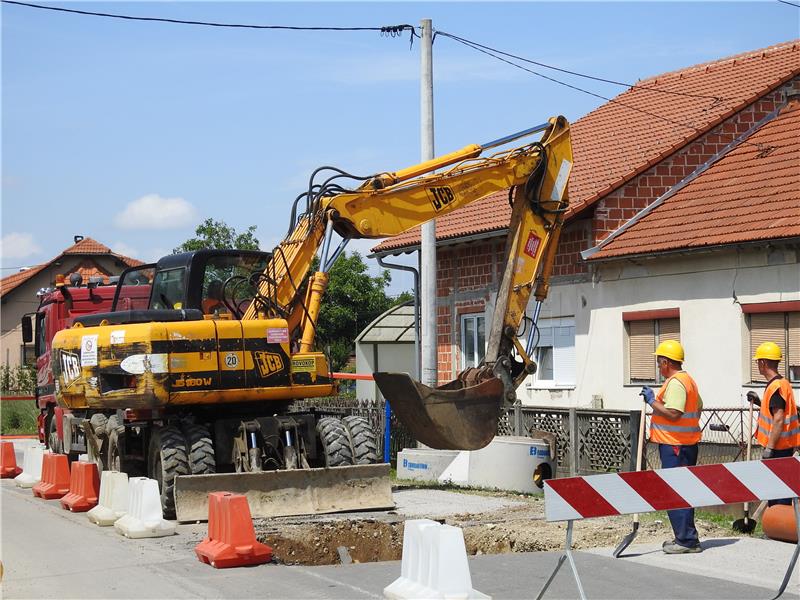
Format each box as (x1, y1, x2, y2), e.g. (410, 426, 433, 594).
(88, 471, 130, 526)
(114, 477, 176, 538)
(14, 444, 46, 489)
(384, 519, 490, 600)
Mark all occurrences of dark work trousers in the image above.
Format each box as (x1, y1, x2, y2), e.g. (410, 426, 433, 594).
(765, 447, 795, 506)
(659, 443, 700, 548)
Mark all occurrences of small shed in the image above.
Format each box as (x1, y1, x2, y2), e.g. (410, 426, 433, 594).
(355, 301, 417, 400)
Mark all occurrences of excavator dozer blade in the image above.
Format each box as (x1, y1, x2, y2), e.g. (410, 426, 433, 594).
(374, 372, 504, 451)
(173, 463, 394, 522)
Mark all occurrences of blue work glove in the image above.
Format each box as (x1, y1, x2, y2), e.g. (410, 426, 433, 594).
(640, 386, 655, 406)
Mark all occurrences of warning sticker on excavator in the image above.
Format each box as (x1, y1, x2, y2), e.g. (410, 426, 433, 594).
(524, 232, 541, 258)
(291, 357, 316, 373)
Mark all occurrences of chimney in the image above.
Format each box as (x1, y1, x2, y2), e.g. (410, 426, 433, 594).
(74, 235, 84, 244)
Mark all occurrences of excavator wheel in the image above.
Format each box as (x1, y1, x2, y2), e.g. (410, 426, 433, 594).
(316, 417, 353, 467)
(89, 413, 109, 437)
(342, 416, 379, 464)
(148, 425, 190, 519)
(182, 423, 216, 475)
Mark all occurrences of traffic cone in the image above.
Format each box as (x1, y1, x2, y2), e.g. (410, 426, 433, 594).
(32, 453, 71, 499)
(0, 441, 22, 478)
(60, 461, 100, 512)
(195, 492, 273, 568)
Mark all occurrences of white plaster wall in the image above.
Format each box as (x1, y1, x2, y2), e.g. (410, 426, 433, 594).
(518, 246, 800, 410)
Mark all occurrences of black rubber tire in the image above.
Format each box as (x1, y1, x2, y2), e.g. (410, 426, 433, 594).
(342, 415, 379, 464)
(46, 410, 62, 454)
(148, 425, 189, 519)
(316, 417, 353, 467)
(182, 423, 216, 475)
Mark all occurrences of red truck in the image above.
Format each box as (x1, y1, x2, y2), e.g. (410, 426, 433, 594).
(22, 272, 152, 450)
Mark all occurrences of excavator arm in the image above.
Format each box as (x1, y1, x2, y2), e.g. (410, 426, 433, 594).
(246, 116, 573, 450)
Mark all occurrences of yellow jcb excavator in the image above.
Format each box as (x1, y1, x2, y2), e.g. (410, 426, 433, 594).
(49, 116, 572, 520)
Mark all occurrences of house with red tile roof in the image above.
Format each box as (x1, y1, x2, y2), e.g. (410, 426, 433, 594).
(371, 40, 800, 410)
(0, 236, 143, 369)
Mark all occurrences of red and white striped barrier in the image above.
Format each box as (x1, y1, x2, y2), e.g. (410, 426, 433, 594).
(537, 457, 800, 600)
(544, 456, 799, 522)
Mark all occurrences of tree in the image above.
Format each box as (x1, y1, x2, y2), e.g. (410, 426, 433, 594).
(316, 251, 406, 371)
(174, 218, 259, 253)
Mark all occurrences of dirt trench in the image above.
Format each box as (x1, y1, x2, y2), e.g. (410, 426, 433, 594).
(254, 493, 737, 566)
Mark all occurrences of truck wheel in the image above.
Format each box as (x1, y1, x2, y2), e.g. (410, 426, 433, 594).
(105, 416, 126, 473)
(89, 413, 109, 437)
(183, 423, 215, 475)
(148, 426, 189, 519)
(343, 415, 379, 464)
(316, 417, 353, 467)
(46, 411, 62, 454)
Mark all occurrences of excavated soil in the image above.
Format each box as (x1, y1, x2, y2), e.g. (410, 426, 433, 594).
(254, 488, 738, 566)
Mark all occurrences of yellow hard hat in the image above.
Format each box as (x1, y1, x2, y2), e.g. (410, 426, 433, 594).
(654, 339, 684, 362)
(753, 341, 782, 361)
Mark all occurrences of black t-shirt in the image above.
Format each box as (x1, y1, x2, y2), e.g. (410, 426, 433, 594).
(767, 375, 787, 415)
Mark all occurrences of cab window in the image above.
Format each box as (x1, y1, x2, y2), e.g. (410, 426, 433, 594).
(150, 268, 187, 310)
(201, 254, 269, 317)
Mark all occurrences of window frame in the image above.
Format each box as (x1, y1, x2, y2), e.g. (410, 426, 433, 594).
(624, 309, 681, 385)
(530, 316, 576, 389)
(744, 307, 800, 384)
(460, 313, 486, 370)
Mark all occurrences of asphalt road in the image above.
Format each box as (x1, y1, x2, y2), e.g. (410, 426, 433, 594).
(2, 480, 798, 600)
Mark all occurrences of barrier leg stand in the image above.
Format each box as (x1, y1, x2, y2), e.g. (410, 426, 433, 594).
(535, 521, 587, 600)
(770, 497, 800, 600)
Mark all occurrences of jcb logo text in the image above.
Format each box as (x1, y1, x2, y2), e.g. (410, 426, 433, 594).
(255, 352, 284, 378)
(427, 186, 455, 212)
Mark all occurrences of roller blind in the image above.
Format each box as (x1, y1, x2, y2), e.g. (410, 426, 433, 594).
(750, 312, 786, 382)
(629, 320, 655, 382)
(658, 318, 681, 343)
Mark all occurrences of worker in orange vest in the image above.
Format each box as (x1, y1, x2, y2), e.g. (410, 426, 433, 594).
(640, 339, 703, 554)
(747, 341, 799, 507)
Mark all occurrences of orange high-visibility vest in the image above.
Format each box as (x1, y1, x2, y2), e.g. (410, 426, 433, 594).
(756, 377, 798, 451)
(650, 371, 702, 445)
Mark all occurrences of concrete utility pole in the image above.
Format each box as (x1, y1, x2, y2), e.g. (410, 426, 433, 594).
(420, 18, 437, 389)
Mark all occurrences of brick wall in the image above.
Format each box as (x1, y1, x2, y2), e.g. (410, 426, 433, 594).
(592, 77, 800, 244)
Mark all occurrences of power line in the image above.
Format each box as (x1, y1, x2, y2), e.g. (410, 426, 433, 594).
(439, 31, 773, 152)
(1, 1, 416, 39)
(777, 0, 800, 7)
(435, 30, 725, 103)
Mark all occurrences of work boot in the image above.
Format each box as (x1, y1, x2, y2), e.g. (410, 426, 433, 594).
(662, 541, 702, 554)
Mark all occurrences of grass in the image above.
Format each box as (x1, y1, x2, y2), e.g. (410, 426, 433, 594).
(0, 400, 39, 435)
(640, 508, 764, 536)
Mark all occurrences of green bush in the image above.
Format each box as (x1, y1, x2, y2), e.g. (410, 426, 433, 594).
(1, 400, 39, 435)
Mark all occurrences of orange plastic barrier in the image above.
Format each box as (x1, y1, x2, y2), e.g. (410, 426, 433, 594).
(195, 492, 273, 568)
(32, 454, 70, 499)
(762, 504, 799, 543)
(60, 461, 100, 512)
(0, 441, 22, 478)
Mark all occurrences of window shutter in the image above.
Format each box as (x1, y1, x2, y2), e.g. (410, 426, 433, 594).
(750, 313, 786, 382)
(554, 325, 576, 385)
(788, 312, 800, 377)
(629, 320, 655, 382)
(658, 318, 680, 343)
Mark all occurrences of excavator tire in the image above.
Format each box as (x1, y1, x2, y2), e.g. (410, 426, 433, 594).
(105, 414, 125, 437)
(182, 423, 215, 475)
(148, 425, 189, 519)
(342, 415, 379, 464)
(316, 417, 353, 467)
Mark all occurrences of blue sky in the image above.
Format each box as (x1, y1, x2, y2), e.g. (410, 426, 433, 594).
(2, 1, 798, 294)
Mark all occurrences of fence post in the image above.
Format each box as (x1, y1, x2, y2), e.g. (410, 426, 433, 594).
(514, 402, 522, 437)
(628, 410, 641, 472)
(568, 407, 578, 476)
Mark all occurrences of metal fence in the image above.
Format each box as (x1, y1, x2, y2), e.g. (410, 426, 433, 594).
(293, 397, 756, 475)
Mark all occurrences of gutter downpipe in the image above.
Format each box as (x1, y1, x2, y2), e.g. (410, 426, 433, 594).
(375, 254, 420, 463)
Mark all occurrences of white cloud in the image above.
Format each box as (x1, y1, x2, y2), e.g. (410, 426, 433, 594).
(111, 241, 139, 258)
(0, 232, 42, 260)
(114, 194, 198, 229)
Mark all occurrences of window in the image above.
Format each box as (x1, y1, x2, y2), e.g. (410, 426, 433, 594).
(532, 317, 575, 388)
(626, 313, 680, 384)
(747, 311, 800, 383)
(150, 268, 187, 310)
(20, 345, 36, 367)
(460, 314, 485, 369)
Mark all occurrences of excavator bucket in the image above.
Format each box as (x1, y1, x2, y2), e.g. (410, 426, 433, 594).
(374, 372, 504, 451)
(173, 463, 394, 522)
